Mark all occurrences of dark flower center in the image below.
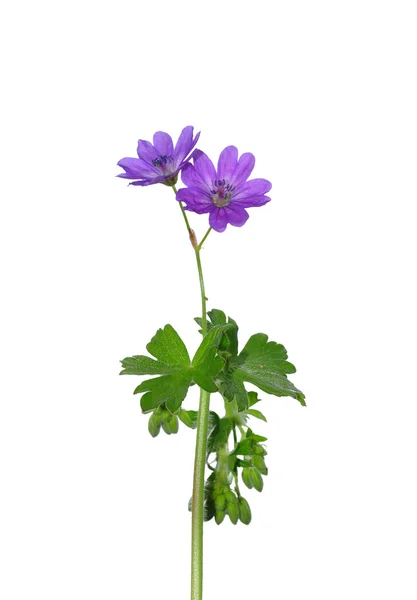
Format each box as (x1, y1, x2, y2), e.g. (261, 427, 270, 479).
(152, 155, 174, 174)
(211, 179, 234, 207)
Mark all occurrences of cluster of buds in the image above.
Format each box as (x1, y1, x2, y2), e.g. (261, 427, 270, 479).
(202, 445, 253, 525)
(148, 404, 179, 437)
(240, 443, 268, 492)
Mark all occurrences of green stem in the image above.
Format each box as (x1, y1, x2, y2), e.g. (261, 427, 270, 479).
(171, 185, 210, 600)
(197, 227, 212, 251)
(191, 244, 208, 600)
(173, 184, 193, 234)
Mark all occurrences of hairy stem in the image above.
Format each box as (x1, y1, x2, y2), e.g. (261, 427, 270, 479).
(171, 185, 210, 600)
(191, 243, 209, 600)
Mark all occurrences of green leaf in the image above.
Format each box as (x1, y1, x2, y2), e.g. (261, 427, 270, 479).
(119, 355, 174, 376)
(221, 332, 305, 409)
(246, 408, 267, 423)
(195, 309, 239, 357)
(121, 324, 230, 414)
(206, 411, 221, 456)
(248, 391, 261, 407)
(178, 409, 198, 429)
(206, 416, 232, 455)
(146, 324, 190, 366)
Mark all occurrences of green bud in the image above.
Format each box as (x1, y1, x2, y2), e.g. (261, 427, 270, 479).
(227, 502, 239, 525)
(168, 414, 179, 434)
(242, 467, 253, 489)
(254, 444, 267, 456)
(161, 420, 172, 435)
(225, 491, 238, 505)
(215, 509, 226, 525)
(214, 494, 226, 511)
(238, 497, 252, 525)
(250, 468, 264, 492)
(161, 409, 171, 423)
(148, 413, 161, 438)
(252, 454, 268, 475)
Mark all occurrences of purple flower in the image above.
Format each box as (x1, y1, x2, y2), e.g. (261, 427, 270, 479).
(117, 126, 200, 187)
(176, 147, 272, 232)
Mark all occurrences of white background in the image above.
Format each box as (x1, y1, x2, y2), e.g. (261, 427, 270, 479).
(1, 1, 416, 598)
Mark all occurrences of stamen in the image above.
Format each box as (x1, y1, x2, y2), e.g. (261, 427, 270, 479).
(211, 178, 234, 207)
(152, 155, 173, 174)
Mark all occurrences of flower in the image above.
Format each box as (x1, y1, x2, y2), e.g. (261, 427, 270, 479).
(117, 126, 200, 187)
(176, 147, 271, 232)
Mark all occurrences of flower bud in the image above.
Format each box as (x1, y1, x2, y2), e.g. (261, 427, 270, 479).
(161, 409, 171, 423)
(242, 467, 253, 489)
(227, 502, 239, 525)
(215, 509, 226, 525)
(168, 414, 179, 434)
(254, 444, 267, 456)
(225, 491, 238, 505)
(214, 494, 226, 511)
(252, 454, 268, 475)
(250, 468, 264, 492)
(161, 420, 172, 435)
(238, 497, 252, 525)
(148, 413, 161, 438)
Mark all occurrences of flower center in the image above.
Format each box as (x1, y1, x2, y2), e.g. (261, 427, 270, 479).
(211, 179, 234, 207)
(152, 155, 174, 174)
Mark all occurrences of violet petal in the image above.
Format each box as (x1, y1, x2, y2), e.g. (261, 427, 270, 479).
(217, 146, 238, 181)
(153, 131, 174, 157)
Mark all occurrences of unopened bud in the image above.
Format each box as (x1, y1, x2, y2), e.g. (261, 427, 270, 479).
(214, 494, 226, 511)
(215, 509, 226, 525)
(242, 467, 253, 489)
(225, 491, 238, 505)
(227, 502, 239, 525)
(148, 413, 161, 438)
(250, 468, 264, 492)
(168, 414, 179, 434)
(252, 454, 268, 475)
(238, 497, 252, 525)
(161, 420, 172, 435)
(161, 409, 171, 423)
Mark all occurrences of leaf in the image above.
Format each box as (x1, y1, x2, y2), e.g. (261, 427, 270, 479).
(221, 332, 305, 409)
(119, 355, 174, 376)
(248, 391, 261, 407)
(120, 324, 230, 414)
(232, 432, 268, 456)
(246, 408, 267, 423)
(206, 411, 220, 456)
(195, 309, 239, 356)
(178, 409, 198, 429)
(147, 324, 190, 366)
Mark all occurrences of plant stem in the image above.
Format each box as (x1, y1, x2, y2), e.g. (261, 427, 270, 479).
(191, 244, 209, 600)
(173, 185, 193, 234)
(171, 185, 210, 600)
(197, 227, 212, 251)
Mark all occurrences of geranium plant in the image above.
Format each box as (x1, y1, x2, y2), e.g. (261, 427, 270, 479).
(118, 126, 305, 600)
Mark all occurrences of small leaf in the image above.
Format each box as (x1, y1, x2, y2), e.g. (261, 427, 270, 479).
(248, 391, 261, 407)
(178, 409, 198, 429)
(246, 408, 267, 423)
